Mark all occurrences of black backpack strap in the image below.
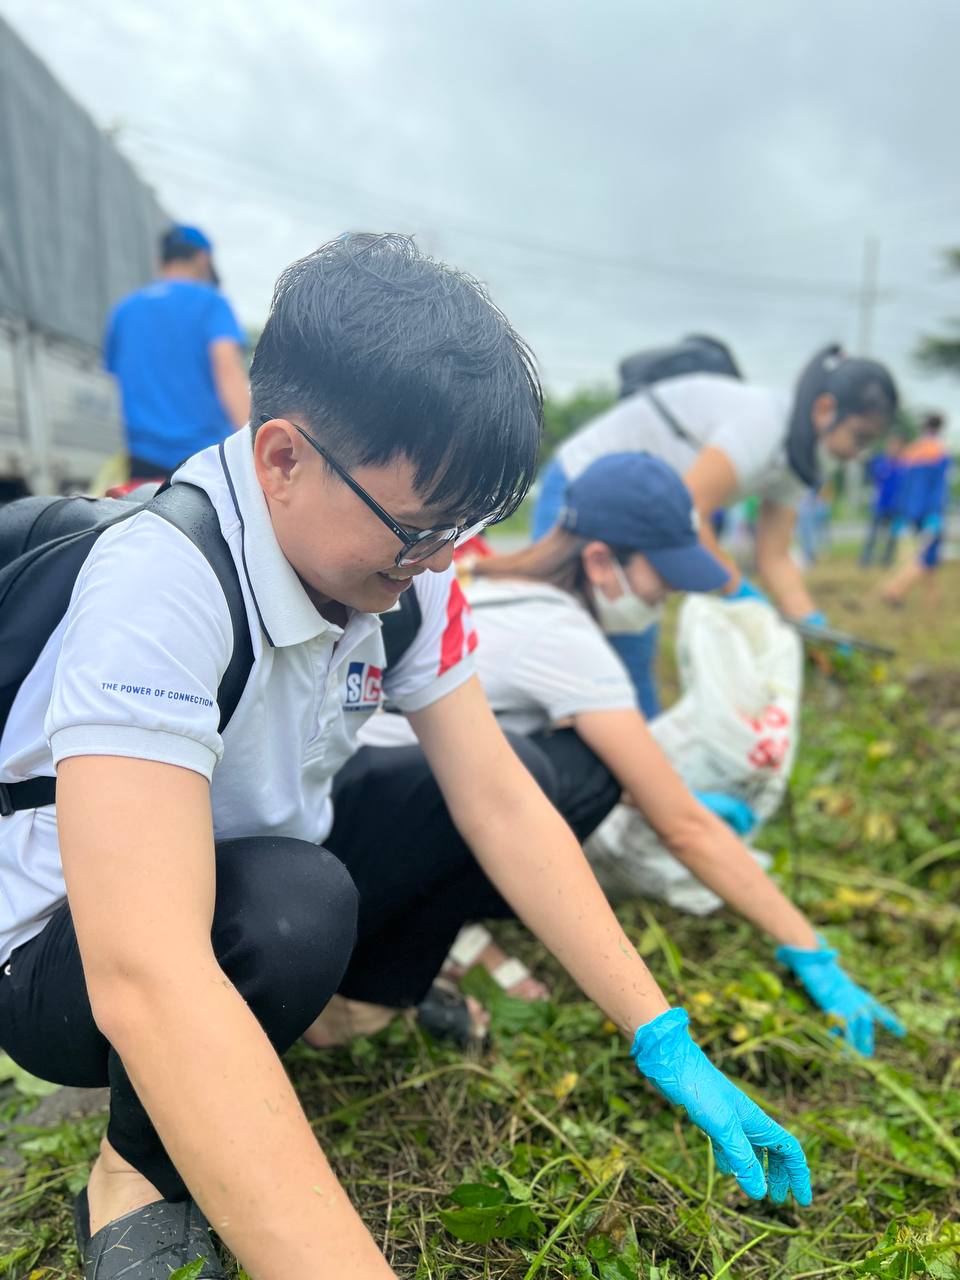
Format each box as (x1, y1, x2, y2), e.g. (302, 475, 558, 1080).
(644, 387, 700, 449)
(379, 587, 423, 714)
(148, 484, 254, 734)
(1, 484, 254, 817)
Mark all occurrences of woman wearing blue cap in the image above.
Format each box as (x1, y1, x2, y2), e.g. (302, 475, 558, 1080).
(532, 346, 899, 716)
(418, 452, 903, 1056)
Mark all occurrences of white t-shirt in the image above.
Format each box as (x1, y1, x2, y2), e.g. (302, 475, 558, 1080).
(362, 576, 636, 749)
(0, 430, 475, 965)
(555, 374, 807, 508)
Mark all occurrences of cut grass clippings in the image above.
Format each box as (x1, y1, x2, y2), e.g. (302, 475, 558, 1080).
(1, 559, 958, 1278)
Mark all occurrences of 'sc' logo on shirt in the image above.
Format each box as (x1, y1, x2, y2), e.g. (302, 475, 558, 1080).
(344, 661, 383, 710)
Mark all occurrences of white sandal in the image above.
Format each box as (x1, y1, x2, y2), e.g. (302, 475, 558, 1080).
(444, 924, 547, 997)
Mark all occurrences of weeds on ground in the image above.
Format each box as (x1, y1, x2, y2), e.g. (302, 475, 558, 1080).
(1, 602, 958, 1278)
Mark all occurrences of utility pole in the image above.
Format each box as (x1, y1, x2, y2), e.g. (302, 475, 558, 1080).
(849, 234, 881, 519)
(856, 234, 880, 354)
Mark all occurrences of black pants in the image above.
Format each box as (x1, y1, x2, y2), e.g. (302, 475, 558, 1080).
(329, 728, 620, 1007)
(0, 730, 617, 1202)
(0, 838, 359, 1202)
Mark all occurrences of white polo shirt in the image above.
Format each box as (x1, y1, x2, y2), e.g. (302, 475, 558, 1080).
(555, 374, 807, 509)
(0, 429, 475, 965)
(362, 575, 635, 749)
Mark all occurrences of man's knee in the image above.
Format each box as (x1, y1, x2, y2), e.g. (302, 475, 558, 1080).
(213, 837, 359, 987)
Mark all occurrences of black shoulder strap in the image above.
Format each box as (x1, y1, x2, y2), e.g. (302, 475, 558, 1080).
(148, 484, 254, 733)
(380, 585, 423, 671)
(0, 484, 253, 817)
(644, 387, 700, 449)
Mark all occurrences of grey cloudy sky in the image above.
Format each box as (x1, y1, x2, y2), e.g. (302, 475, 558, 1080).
(4, 0, 960, 425)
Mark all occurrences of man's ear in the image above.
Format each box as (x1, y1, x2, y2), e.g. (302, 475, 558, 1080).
(254, 419, 304, 504)
(811, 392, 838, 435)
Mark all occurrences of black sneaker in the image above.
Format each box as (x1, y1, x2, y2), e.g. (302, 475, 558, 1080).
(75, 1187, 225, 1279)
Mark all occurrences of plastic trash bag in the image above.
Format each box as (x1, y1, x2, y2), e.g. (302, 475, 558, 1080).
(585, 598, 803, 914)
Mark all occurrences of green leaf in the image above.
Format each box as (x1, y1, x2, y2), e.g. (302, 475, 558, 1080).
(168, 1261, 207, 1280)
(449, 1182, 507, 1208)
(439, 1202, 544, 1244)
(493, 1165, 534, 1203)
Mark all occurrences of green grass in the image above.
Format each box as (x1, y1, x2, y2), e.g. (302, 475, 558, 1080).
(1, 560, 959, 1278)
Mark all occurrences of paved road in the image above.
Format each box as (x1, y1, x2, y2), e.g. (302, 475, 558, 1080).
(488, 514, 959, 558)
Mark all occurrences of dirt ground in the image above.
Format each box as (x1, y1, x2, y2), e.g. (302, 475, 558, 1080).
(806, 556, 960, 674)
(2, 551, 958, 1279)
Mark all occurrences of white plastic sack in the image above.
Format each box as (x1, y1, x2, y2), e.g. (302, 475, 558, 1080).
(585, 598, 803, 914)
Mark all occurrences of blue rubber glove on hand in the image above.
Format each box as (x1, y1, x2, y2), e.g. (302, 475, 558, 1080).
(801, 610, 828, 628)
(725, 577, 769, 605)
(631, 1008, 812, 1205)
(799, 610, 852, 656)
(694, 791, 757, 835)
(776, 940, 906, 1057)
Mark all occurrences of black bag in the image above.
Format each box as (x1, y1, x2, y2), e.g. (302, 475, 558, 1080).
(618, 334, 742, 401)
(0, 485, 253, 815)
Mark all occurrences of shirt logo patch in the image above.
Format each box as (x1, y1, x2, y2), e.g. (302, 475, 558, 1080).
(344, 661, 383, 711)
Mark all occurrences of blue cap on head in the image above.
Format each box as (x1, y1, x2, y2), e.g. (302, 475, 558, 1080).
(560, 452, 730, 592)
(165, 223, 213, 253)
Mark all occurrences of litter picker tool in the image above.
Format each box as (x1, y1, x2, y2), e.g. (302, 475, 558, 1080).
(786, 616, 896, 658)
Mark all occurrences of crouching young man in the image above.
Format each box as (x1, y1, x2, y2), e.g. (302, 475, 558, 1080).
(0, 235, 809, 1280)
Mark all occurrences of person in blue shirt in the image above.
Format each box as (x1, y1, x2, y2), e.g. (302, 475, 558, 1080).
(105, 224, 250, 480)
(860, 434, 905, 567)
(882, 413, 952, 606)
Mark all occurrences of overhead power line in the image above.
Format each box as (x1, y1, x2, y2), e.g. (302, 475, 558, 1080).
(123, 124, 897, 304)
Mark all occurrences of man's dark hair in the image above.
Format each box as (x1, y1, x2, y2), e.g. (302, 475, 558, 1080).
(250, 233, 543, 522)
(922, 412, 945, 434)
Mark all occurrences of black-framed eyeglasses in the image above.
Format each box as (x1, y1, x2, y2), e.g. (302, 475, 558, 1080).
(262, 416, 492, 567)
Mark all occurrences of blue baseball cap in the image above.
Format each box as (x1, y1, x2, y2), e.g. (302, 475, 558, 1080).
(560, 452, 730, 592)
(163, 224, 214, 254)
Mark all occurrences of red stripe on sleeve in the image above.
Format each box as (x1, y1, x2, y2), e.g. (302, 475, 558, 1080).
(438, 578, 469, 675)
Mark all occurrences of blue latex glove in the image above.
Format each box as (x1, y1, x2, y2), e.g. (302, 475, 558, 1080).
(799, 610, 851, 656)
(776, 940, 906, 1057)
(694, 791, 756, 835)
(801, 610, 828, 628)
(725, 577, 769, 605)
(631, 1008, 812, 1205)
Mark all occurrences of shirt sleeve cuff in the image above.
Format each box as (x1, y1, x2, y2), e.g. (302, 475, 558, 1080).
(548, 693, 637, 722)
(49, 724, 220, 781)
(390, 655, 476, 714)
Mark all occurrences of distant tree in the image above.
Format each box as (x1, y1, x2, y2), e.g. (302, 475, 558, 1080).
(541, 385, 617, 461)
(914, 248, 960, 377)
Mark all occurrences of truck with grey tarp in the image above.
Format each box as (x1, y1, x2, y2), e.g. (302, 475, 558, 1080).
(0, 15, 166, 498)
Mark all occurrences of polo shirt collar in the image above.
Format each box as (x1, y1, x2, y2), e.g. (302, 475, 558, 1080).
(200, 430, 381, 650)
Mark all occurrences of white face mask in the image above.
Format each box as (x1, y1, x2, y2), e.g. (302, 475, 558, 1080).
(591, 561, 664, 635)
